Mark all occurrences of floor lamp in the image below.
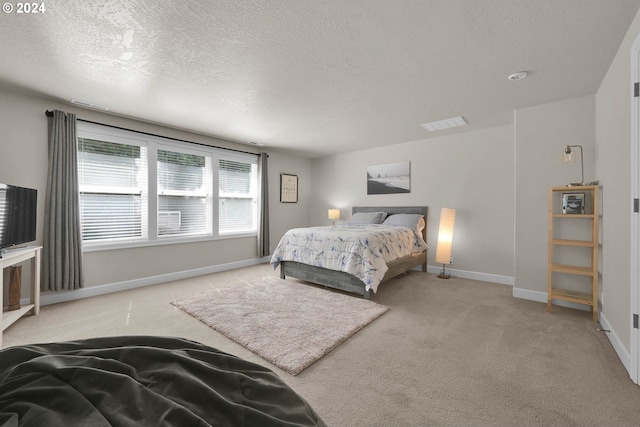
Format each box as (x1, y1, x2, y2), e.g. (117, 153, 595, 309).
(435, 208, 456, 279)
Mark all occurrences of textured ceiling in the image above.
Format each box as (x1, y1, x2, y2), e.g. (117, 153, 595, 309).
(1, 0, 639, 158)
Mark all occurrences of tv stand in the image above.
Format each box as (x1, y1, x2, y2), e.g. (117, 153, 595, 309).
(1, 246, 41, 347)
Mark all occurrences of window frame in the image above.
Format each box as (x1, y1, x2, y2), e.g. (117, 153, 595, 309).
(77, 128, 149, 245)
(156, 143, 213, 239)
(77, 122, 259, 252)
(218, 153, 260, 235)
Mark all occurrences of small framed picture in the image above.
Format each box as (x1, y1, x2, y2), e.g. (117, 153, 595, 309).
(562, 192, 585, 214)
(280, 173, 298, 203)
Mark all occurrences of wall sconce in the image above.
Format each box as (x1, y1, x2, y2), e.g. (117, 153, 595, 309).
(561, 145, 584, 186)
(328, 208, 340, 226)
(435, 208, 456, 279)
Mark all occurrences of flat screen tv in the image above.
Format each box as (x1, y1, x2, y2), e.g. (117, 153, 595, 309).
(0, 183, 37, 251)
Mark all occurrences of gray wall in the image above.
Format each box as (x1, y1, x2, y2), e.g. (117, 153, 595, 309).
(0, 89, 311, 296)
(310, 124, 516, 281)
(513, 95, 596, 301)
(512, 3, 640, 367)
(267, 152, 312, 253)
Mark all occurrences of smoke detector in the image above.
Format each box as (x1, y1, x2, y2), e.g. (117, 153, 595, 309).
(507, 71, 528, 81)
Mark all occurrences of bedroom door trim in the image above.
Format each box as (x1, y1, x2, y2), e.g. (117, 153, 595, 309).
(630, 34, 640, 385)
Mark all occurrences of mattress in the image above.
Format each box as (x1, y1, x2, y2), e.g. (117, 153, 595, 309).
(270, 224, 428, 293)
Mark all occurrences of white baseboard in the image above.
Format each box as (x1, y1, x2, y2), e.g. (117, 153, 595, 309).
(34, 262, 511, 306)
(512, 286, 630, 379)
(36, 256, 272, 306)
(33, 261, 507, 306)
(598, 312, 631, 374)
(512, 286, 591, 311)
(28, 260, 633, 381)
(427, 264, 515, 286)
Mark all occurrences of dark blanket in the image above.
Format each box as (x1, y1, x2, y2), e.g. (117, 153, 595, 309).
(0, 336, 326, 427)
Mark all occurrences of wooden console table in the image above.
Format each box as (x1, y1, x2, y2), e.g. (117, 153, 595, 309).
(1, 246, 41, 347)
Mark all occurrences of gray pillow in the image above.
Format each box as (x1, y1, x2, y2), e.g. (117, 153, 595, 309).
(382, 214, 425, 233)
(347, 211, 387, 224)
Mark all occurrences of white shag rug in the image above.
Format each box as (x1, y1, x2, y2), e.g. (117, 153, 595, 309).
(172, 276, 389, 375)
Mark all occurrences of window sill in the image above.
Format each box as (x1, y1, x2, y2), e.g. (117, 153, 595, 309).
(82, 232, 257, 253)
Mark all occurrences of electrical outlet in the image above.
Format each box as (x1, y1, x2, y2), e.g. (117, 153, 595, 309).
(450, 256, 454, 264)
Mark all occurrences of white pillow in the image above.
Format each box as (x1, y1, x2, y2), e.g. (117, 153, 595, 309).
(347, 211, 387, 224)
(382, 214, 425, 233)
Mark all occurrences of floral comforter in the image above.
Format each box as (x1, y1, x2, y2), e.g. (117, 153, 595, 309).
(270, 224, 428, 293)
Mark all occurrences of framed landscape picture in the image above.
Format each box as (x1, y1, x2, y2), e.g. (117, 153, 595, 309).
(280, 173, 298, 203)
(366, 161, 411, 195)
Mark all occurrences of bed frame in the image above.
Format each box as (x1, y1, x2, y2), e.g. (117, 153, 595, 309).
(279, 206, 428, 299)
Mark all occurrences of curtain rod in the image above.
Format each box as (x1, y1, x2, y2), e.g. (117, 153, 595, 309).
(45, 110, 264, 157)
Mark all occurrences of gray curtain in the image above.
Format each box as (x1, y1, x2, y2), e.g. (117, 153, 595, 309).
(257, 152, 270, 257)
(42, 110, 83, 291)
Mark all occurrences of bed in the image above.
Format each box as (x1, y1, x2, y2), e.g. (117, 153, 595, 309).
(0, 336, 326, 427)
(271, 206, 428, 299)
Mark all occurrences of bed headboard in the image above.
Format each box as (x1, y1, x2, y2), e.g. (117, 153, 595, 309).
(352, 206, 428, 243)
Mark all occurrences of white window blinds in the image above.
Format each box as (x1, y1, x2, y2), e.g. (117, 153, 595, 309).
(157, 148, 212, 237)
(219, 157, 258, 234)
(76, 122, 259, 248)
(77, 137, 148, 242)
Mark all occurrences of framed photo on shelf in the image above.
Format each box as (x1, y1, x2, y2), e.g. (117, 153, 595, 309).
(280, 173, 298, 203)
(562, 192, 585, 214)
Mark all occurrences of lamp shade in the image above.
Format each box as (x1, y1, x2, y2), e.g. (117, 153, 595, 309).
(435, 208, 456, 265)
(328, 208, 340, 220)
(561, 147, 576, 163)
(560, 144, 584, 186)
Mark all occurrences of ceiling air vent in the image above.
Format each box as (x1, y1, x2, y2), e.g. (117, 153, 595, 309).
(421, 116, 467, 132)
(70, 98, 110, 111)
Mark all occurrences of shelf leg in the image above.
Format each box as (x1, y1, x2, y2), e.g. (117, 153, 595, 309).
(32, 249, 40, 315)
(8, 266, 21, 311)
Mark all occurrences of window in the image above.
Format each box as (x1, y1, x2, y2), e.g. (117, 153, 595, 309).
(157, 148, 212, 237)
(77, 122, 259, 248)
(219, 157, 258, 234)
(77, 137, 148, 242)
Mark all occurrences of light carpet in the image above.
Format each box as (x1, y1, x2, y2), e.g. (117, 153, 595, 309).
(171, 276, 389, 375)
